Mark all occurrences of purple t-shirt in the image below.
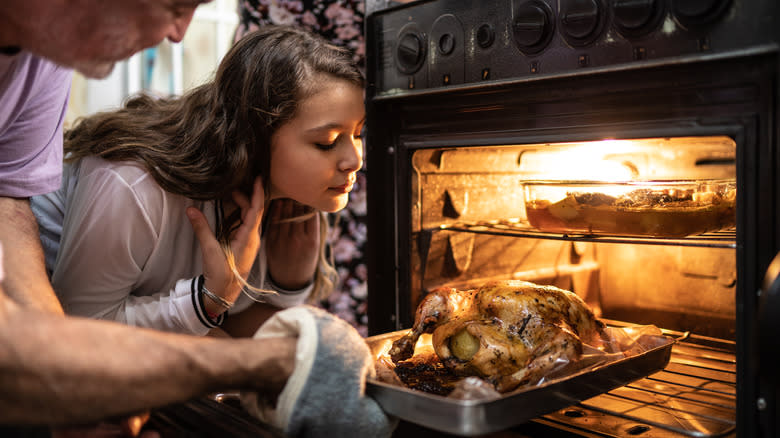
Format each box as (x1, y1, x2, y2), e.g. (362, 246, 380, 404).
(0, 51, 71, 197)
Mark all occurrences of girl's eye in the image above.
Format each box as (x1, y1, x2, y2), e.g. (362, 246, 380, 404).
(315, 140, 338, 151)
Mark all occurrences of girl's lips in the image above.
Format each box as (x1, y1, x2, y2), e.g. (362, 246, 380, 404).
(329, 183, 354, 194)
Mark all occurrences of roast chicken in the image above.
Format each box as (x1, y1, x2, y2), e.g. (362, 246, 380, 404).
(389, 280, 607, 392)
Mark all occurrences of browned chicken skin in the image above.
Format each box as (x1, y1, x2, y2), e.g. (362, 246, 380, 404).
(389, 280, 606, 392)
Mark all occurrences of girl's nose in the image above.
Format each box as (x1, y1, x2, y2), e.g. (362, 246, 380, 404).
(339, 136, 364, 172)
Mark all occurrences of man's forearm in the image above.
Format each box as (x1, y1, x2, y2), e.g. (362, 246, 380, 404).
(0, 297, 295, 425)
(0, 197, 63, 314)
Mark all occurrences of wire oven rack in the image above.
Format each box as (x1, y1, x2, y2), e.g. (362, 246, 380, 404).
(535, 323, 737, 438)
(147, 395, 284, 438)
(437, 221, 737, 249)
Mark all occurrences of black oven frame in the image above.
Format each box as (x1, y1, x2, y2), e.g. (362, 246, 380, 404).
(364, 29, 780, 438)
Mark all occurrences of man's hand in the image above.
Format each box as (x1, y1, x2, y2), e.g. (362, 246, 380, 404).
(243, 306, 398, 438)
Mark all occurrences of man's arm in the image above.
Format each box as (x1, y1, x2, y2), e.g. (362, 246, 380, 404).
(0, 290, 295, 425)
(0, 197, 63, 314)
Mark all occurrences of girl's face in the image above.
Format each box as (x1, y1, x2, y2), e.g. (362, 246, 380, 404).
(269, 77, 365, 213)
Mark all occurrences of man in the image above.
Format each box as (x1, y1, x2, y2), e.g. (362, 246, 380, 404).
(0, 4, 396, 437)
(0, 4, 395, 436)
(0, 0, 289, 434)
(0, 1, 198, 316)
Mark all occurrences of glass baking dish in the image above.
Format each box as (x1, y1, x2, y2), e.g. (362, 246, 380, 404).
(523, 179, 736, 238)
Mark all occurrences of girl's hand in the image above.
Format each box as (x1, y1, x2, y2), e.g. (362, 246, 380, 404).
(265, 199, 320, 290)
(187, 177, 265, 310)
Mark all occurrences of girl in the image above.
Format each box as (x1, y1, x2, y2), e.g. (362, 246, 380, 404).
(234, 0, 371, 335)
(31, 25, 365, 337)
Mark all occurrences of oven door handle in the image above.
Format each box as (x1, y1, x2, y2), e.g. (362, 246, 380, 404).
(759, 251, 780, 375)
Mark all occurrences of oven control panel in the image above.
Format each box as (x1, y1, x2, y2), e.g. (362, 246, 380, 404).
(367, 0, 776, 95)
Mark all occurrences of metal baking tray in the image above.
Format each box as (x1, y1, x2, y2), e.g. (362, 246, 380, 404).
(365, 329, 674, 436)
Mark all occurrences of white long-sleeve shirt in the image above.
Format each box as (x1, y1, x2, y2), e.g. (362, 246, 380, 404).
(31, 156, 311, 335)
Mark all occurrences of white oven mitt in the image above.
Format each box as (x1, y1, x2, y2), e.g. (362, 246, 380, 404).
(241, 305, 397, 437)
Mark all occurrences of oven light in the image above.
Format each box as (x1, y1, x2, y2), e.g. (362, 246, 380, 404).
(547, 151, 638, 184)
(518, 136, 735, 182)
(519, 139, 648, 183)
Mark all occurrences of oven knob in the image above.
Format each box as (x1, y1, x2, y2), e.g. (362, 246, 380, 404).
(613, 0, 665, 37)
(672, 0, 732, 30)
(512, 0, 555, 54)
(477, 23, 495, 49)
(439, 33, 455, 55)
(396, 31, 426, 74)
(561, 0, 599, 39)
(560, 0, 605, 45)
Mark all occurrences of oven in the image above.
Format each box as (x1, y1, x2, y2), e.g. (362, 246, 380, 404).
(363, 0, 779, 437)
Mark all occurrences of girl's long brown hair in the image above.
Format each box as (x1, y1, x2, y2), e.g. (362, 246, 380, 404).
(63, 25, 365, 301)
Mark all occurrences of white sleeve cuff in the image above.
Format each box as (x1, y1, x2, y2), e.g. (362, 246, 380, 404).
(156, 277, 225, 335)
(262, 273, 314, 308)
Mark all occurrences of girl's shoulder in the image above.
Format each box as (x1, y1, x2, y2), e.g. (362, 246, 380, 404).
(77, 156, 150, 186)
(75, 156, 202, 232)
(76, 156, 172, 216)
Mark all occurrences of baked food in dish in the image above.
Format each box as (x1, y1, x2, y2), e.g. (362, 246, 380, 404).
(524, 179, 736, 237)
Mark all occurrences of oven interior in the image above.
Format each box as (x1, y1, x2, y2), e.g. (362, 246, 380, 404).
(364, 0, 780, 433)
(410, 137, 737, 339)
(395, 137, 738, 437)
